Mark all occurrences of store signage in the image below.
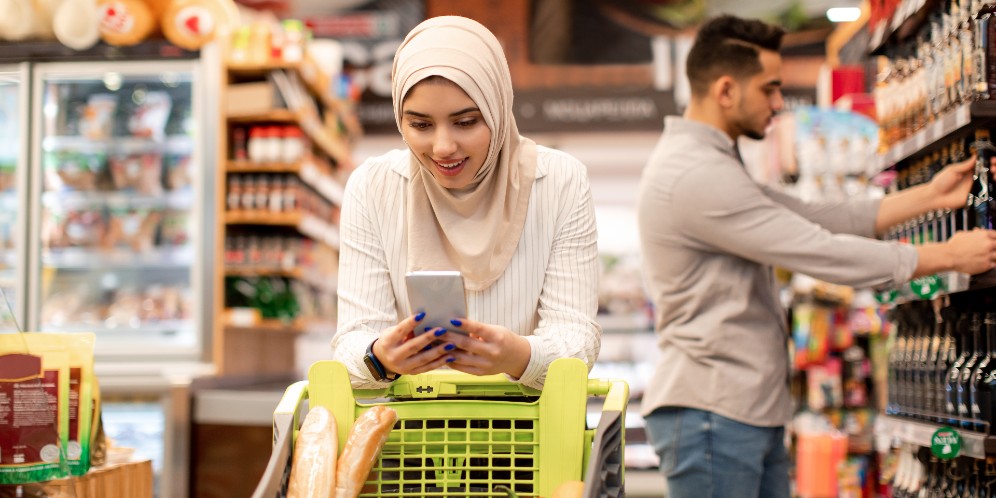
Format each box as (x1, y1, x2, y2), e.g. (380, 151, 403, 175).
(513, 87, 674, 133)
(910, 275, 942, 299)
(930, 427, 962, 459)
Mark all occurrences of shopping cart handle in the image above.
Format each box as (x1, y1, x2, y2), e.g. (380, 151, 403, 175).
(273, 381, 309, 445)
(587, 378, 629, 412)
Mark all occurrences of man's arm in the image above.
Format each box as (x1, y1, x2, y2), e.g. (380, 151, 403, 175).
(875, 155, 976, 234)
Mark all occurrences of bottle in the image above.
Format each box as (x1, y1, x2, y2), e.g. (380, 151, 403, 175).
(227, 176, 242, 212)
(958, 312, 983, 427)
(936, 305, 959, 423)
(269, 176, 284, 213)
(248, 126, 264, 164)
(241, 175, 256, 211)
(947, 310, 970, 424)
(255, 175, 269, 213)
(232, 127, 248, 162)
(971, 130, 993, 230)
(972, 311, 995, 432)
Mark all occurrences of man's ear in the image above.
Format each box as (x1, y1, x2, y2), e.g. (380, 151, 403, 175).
(713, 75, 738, 109)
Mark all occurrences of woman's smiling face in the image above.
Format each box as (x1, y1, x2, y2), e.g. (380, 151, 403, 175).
(401, 77, 492, 189)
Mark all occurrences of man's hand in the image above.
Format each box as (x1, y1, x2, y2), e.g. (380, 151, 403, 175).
(927, 154, 976, 211)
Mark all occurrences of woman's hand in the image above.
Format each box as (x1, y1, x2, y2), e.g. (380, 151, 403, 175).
(372, 313, 457, 376)
(928, 154, 976, 210)
(442, 318, 531, 378)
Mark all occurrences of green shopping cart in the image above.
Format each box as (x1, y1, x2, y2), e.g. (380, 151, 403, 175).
(252, 357, 628, 498)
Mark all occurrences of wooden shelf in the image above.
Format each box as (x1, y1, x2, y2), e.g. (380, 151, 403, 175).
(228, 109, 297, 124)
(227, 109, 352, 166)
(225, 211, 340, 250)
(228, 57, 347, 113)
(225, 318, 306, 334)
(224, 266, 338, 294)
(227, 159, 345, 206)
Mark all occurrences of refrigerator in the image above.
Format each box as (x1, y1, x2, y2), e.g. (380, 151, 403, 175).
(1, 52, 221, 498)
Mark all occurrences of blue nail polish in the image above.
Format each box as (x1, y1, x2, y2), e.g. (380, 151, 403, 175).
(450, 319, 462, 327)
(415, 312, 425, 321)
(424, 326, 432, 332)
(434, 328, 447, 337)
(444, 344, 455, 351)
(446, 358, 455, 363)
(422, 344, 432, 351)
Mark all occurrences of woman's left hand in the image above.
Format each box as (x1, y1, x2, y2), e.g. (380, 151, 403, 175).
(929, 154, 976, 210)
(442, 318, 531, 378)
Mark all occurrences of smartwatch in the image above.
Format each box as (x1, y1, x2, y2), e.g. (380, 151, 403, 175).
(363, 339, 400, 382)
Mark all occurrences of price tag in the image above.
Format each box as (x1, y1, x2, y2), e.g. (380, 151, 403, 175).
(915, 132, 927, 151)
(930, 120, 943, 140)
(931, 427, 962, 460)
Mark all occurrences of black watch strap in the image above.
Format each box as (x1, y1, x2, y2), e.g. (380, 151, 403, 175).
(364, 339, 400, 382)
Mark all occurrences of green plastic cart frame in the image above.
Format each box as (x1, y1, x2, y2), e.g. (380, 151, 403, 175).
(251, 357, 629, 498)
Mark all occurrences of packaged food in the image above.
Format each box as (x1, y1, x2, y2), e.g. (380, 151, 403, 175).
(159, 210, 190, 246)
(103, 208, 162, 252)
(0, 334, 71, 484)
(55, 209, 105, 248)
(127, 91, 172, 141)
(44, 150, 106, 192)
(165, 154, 192, 191)
(335, 405, 397, 498)
(108, 153, 163, 195)
(98, 0, 155, 47)
(79, 93, 117, 140)
(286, 406, 337, 498)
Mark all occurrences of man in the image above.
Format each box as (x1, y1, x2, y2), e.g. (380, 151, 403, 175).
(636, 14, 996, 498)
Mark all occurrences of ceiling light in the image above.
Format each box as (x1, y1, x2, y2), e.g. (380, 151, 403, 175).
(827, 7, 861, 22)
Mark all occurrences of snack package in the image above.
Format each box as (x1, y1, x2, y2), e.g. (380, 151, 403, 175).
(44, 150, 106, 192)
(127, 91, 171, 141)
(159, 210, 189, 246)
(103, 208, 162, 252)
(108, 153, 163, 195)
(0, 334, 71, 484)
(164, 154, 191, 191)
(79, 94, 117, 140)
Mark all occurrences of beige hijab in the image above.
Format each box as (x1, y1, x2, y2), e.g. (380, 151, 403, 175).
(393, 16, 537, 291)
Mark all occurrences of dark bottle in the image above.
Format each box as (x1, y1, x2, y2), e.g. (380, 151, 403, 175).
(970, 130, 993, 229)
(888, 307, 903, 415)
(981, 312, 996, 434)
(947, 312, 971, 424)
(912, 307, 928, 417)
(958, 313, 983, 428)
(935, 307, 959, 423)
(971, 312, 996, 432)
(923, 303, 943, 421)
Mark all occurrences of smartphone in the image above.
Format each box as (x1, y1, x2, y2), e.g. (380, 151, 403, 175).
(405, 270, 468, 336)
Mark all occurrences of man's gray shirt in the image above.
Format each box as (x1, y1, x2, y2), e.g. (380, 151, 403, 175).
(637, 116, 918, 426)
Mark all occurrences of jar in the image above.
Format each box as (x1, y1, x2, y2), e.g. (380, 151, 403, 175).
(247, 126, 264, 163)
(282, 126, 305, 163)
(263, 126, 283, 163)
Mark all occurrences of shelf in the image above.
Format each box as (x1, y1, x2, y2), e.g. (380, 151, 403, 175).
(874, 102, 996, 174)
(596, 312, 653, 332)
(867, 0, 940, 55)
(227, 109, 352, 166)
(228, 159, 345, 206)
(228, 58, 346, 114)
(43, 245, 194, 269)
(224, 318, 336, 335)
(887, 268, 996, 304)
(874, 414, 991, 459)
(225, 211, 340, 250)
(42, 189, 194, 211)
(40, 319, 194, 335)
(42, 135, 194, 155)
(224, 266, 337, 294)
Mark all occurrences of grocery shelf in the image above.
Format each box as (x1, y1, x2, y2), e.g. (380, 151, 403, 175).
(227, 109, 351, 165)
(43, 246, 194, 269)
(225, 211, 340, 250)
(224, 266, 338, 294)
(889, 269, 996, 304)
(873, 101, 996, 174)
(867, 0, 941, 55)
(40, 319, 194, 336)
(228, 58, 345, 112)
(42, 189, 194, 210)
(42, 135, 194, 154)
(228, 159, 345, 206)
(873, 414, 992, 459)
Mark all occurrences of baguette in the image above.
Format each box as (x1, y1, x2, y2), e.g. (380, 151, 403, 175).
(287, 406, 338, 498)
(551, 480, 585, 498)
(334, 405, 398, 498)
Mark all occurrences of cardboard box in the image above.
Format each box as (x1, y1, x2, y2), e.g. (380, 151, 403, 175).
(226, 81, 284, 118)
(2, 460, 155, 498)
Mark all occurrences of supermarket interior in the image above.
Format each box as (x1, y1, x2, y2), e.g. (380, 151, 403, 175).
(4, 0, 996, 497)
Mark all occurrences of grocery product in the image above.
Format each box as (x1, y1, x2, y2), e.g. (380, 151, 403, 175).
(551, 481, 585, 498)
(286, 406, 337, 498)
(334, 405, 397, 498)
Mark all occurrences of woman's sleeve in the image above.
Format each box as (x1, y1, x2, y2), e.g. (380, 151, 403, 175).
(518, 161, 601, 389)
(330, 166, 400, 389)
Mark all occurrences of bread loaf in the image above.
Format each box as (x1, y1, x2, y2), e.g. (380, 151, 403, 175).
(551, 480, 585, 498)
(286, 406, 338, 498)
(334, 405, 397, 498)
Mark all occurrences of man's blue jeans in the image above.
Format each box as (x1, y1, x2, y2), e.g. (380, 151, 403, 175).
(644, 407, 791, 498)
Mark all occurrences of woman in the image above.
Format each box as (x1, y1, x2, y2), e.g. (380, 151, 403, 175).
(331, 15, 600, 389)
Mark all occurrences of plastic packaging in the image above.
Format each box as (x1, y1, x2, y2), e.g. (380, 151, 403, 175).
(335, 405, 397, 498)
(286, 406, 337, 498)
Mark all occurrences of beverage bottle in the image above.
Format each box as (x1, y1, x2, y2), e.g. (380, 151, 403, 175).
(958, 312, 983, 427)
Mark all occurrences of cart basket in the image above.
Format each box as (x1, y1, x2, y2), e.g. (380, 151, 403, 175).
(252, 358, 628, 498)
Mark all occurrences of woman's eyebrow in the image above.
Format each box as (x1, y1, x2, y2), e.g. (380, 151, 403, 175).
(403, 107, 480, 118)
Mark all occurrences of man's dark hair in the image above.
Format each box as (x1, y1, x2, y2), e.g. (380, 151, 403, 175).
(686, 15, 785, 97)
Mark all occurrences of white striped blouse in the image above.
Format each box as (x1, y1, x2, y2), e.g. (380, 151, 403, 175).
(331, 146, 601, 389)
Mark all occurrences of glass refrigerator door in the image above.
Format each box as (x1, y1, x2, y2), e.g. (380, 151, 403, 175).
(0, 64, 29, 330)
(29, 60, 203, 358)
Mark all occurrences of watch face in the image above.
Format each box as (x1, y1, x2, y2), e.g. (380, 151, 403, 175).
(364, 353, 385, 380)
